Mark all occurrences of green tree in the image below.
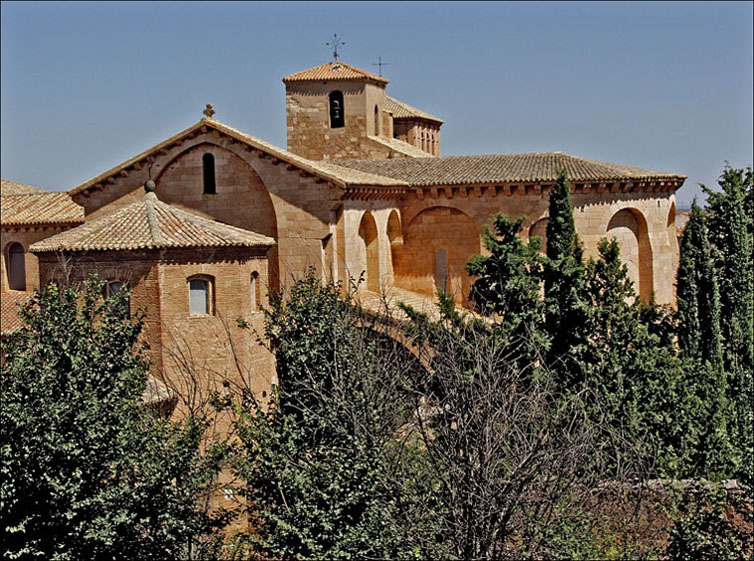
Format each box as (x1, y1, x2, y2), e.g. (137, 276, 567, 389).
(703, 166, 754, 373)
(544, 169, 586, 370)
(702, 165, 754, 482)
(233, 272, 424, 560)
(579, 240, 730, 478)
(466, 213, 548, 352)
(676, 201, 723, 367)
(0, 279, 226, 560)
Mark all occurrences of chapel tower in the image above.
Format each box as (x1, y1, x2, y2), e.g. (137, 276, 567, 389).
(283, 61, 442, 160)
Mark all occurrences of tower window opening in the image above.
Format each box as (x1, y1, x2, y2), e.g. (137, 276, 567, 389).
(374, 105, 379, 135)
(329, 91, 345, 128)
(202, 153, 216, 194)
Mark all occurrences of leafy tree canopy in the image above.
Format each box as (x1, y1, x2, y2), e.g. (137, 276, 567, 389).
(0, 279, 226, 561)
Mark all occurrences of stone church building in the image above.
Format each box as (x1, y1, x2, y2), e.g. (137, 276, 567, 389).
(2, 60, 686, 404)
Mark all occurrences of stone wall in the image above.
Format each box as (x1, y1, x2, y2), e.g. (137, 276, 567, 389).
(285, 80, 394, 161)
(392, 119, 441, 156)
(37, 247, 276, 408)
(397, 186, 678, 305)
(72, 131, 340, 293)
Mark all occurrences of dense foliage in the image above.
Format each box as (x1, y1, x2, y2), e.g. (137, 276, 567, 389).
(233, 274, 422, 560)
(466, 166, 752, 484)
(0, 279, 226, 560)
(701, 166, 754, 483)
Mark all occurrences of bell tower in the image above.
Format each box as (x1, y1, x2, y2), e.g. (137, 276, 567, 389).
(282, 61, 389, 161)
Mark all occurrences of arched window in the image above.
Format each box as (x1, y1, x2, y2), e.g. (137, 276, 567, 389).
(7, 243, 25, 291)
(105, 280, 125, 298)
(104, 280, 130, 315)
(251, 271, 260, 311)
(329, 91, 344, 128)
(188, 275, 213, 316)
(202, 153, 216, 195)
(374, 105, 380, 135)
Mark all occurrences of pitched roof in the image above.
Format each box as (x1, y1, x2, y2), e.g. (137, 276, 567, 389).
(1, 178, 47, 196)
(30, 190, 275, 253)
(385, 97, 443, 123)
(1, 291, 32, 335)
(69, 118, 406, 197)
(1, 191, 85, 226)
(283, 61, 389, 85)
(333, 152, 686, 187)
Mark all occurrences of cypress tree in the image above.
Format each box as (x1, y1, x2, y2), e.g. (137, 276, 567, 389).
(702, 166, 754, 375)
(702, 165, 754, 481)
(544, 169, 585, 367)
(676, 201, 723, 367)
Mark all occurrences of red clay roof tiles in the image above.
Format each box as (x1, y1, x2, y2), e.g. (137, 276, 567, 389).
(333, 152, 686, 187)
(30, 191, 275, 253)
(283, 61, 389, 84)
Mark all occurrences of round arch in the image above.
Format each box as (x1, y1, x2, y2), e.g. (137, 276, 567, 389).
(606, 208, 653, 301)
(387, 210, 402, 245)
(358, 211, 380, 292)
(394, 206, 481, 304)
(155, 142, 280, 290)
(5, 242, 26, 291)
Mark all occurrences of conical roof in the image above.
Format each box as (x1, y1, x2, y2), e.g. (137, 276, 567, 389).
(30, 190, 274, 253)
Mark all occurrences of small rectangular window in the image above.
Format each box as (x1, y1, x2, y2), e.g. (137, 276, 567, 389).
(189, 279, 209, 315)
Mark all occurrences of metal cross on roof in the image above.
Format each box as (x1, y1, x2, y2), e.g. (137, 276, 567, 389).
(203, 104, 215, 118)
(326, 34, 345, 60)
(372, 57, 389, 76)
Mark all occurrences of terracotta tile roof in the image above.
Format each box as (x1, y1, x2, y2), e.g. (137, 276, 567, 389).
(385, 97, 443, 123)
(333, 152, 686, 187)
(1, 178, 47, 196)
(1, 191, 85, 226)
(1, 291, 33, 335)
(69, 119, 406, 197)
(283, 61, 389, 84)
(30, 191, 275, 253)
(367, 135, 434, 158)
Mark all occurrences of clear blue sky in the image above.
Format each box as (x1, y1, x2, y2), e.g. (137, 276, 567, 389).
(2, 1, 752, 207)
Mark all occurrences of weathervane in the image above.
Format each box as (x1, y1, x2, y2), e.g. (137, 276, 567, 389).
(203, 103, 215, 118)
(372, 56, 389, 76)
(326, 34, 345, 60)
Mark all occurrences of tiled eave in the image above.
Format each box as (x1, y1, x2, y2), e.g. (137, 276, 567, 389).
(391, 115, 444, 127)
(342, 176, 684, 201)
(407, 177, 685, 200)
(342, 186, 409, 200)
(1, 220, 84, 229)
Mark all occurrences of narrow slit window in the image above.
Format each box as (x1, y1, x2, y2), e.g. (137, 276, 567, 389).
(329, 91, 344, 128)
(188, 277, 212, 316)
(7, 243, 26, 291)
(374, 105, 379, 135)
(202, 153, 216, 194)
(251, 272, 259, 311)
